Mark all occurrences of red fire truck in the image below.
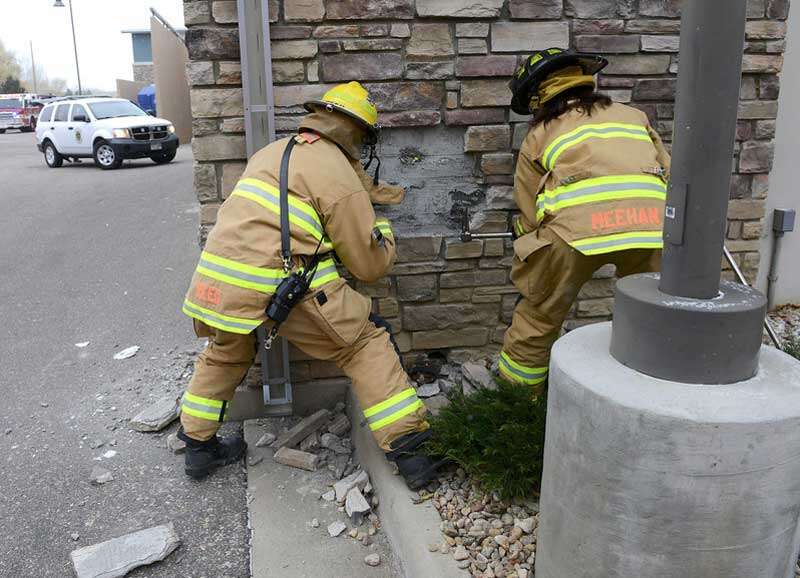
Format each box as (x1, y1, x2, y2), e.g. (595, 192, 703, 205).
(0, 93, 47, 133)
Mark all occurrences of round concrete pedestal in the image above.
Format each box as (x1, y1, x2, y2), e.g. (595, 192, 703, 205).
(535, 323, 800, 578)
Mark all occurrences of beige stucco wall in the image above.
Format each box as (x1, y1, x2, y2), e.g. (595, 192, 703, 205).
(151, 16, 192, 143)
(758, 8, 800, 306)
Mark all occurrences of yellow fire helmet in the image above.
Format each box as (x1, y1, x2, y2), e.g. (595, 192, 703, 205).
(304, 81, 379, 139)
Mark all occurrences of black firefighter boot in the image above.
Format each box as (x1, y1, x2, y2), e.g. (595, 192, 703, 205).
(385, 429, 449, 490)
(177, 428, 247, 479)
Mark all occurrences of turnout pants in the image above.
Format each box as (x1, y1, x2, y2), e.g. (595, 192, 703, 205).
(180, 279, 428, 451)
(499, 227, 660, 392)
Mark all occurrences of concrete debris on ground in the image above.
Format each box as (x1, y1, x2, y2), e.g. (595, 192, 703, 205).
(166, 432, 186, 454)
(334, 470, 370, 503)
(248, 454, 264, 467)
(327, 414, 351, 437)
(328, 520, 347, 537)
(129, 395, 179, 432)
(71, 533, 81, 541)
(461, 362, 497, 393)
(321, 432, 350, 454)
(416, 381, 442, 398)
(271, 408, 330, 449)
(70, 523, 180, 578)
(75, 341, 90, 348)
(273, 447, 319, 471)
(112, 346, 140, 361)
(427, 468, 539, 577)
(364, 553, 381, 567)
(89, 466, 114, 485)
(300, 431, 321, 452)
(255, 432, 276, 447)
(345, 487, 372, 523)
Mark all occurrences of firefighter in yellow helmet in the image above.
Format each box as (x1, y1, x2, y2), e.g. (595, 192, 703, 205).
(177, 82, 442, 488)
(498, 49, 671, 392)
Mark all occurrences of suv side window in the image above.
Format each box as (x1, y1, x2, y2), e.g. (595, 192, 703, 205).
(71, 105, 88, 122)
(39, 106, 54, 123)
(54, 104, 70, 122)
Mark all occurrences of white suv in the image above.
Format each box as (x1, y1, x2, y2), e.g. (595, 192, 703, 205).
(35, 96, 179, 170)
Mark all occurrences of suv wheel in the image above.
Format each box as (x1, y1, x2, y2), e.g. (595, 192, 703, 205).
(44, 141, 63, 168)
(150, 149, 177, 165)
(93, 140, 123, 170)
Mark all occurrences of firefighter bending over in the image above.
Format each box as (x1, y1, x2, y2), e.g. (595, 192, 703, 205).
(177, 82, 442, 489)
(498, 49, 671, 392)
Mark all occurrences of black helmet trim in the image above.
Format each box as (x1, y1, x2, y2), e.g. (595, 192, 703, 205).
(509, 49, 609, 115)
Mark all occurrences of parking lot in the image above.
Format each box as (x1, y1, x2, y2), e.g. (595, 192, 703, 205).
(0, 132, 250, 577)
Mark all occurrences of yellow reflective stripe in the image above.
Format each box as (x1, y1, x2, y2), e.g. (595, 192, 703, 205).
(570, 230, 663, 255)
(233, 188, 324, 241)
(539, 174, 666, 215)
(499, 352, 548, 385)
(196, 265, 281, 293)
(515, 218, 527, 236)
(375, 219, 393, 237)
(182, 299, 261, 334)
(201, 251, 282, 278)
(196, 253, 339, 294)
(239, 178, 321, 224)
(184, 392, 224, 408)
(181, 392, 227, 422)
(364, 388, 417, 418)
(369, 400, 424, 431)
(232, 178, 332, 248)
(541, 123, 651, 170)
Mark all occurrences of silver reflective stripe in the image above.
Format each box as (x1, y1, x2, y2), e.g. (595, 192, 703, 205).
(181, 397, 224, 418)
(575, 235, 662, 252)
(500, 358, 548, 380)
(198, 258, 282, 286)
(312, 263, 338, 280)
(182, 301, 257, 332)
(364, 394, 421, 426)
(543, 180, 666, 207)
(236, 183, 324, 237)
(544, 126, 649, 170)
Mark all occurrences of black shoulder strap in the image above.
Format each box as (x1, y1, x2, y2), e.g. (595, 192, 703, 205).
(279, 137, 298, 270)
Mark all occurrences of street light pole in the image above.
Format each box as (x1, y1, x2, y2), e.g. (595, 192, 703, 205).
(609, 0, 768, 384)
(54, 0, 82, 95)
(29, 41, 37, 94)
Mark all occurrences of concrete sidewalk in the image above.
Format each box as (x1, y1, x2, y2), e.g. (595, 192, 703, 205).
(244, 420, 401, 578)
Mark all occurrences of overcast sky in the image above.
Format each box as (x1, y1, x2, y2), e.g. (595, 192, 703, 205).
(1, 0, 185, 91)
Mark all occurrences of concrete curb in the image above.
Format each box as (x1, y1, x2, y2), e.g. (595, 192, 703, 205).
(348, 389, 468, 578)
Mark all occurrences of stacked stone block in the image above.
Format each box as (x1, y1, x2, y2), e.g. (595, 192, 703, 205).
(184, 0, 790, 366)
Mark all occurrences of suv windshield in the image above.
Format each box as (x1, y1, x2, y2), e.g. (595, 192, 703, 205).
(88, 100, 147, 120)
(0, 98, 22, 108)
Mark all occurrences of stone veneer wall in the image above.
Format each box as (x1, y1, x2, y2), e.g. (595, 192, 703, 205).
(183, 0, 790, 373)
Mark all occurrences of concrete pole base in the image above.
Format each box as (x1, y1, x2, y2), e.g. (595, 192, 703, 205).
(536, 323, 800, 578)
(611, 273, 767, 384)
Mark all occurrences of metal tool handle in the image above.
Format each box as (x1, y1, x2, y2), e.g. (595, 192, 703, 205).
(459, 208, 514, 242)
(722, 245, 782, 349)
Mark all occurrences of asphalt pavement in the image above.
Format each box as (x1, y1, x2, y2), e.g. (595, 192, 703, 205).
(0, 132, 249, 577)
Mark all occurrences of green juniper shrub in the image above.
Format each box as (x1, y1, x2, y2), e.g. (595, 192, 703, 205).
(784, 333, 800, 361)
(427, 381, 548, 500)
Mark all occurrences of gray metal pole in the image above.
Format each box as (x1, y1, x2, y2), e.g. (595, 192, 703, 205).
(67, 0, 82, 94)
(659, 0, 748, 299)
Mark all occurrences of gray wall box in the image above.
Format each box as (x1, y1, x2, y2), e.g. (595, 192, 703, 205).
(536, 323, 800, 578)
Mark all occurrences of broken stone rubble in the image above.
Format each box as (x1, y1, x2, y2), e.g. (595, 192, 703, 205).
(70, 523, 180, 578)
(345, 486, 372, 523)
(129, 395, 179, 432)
